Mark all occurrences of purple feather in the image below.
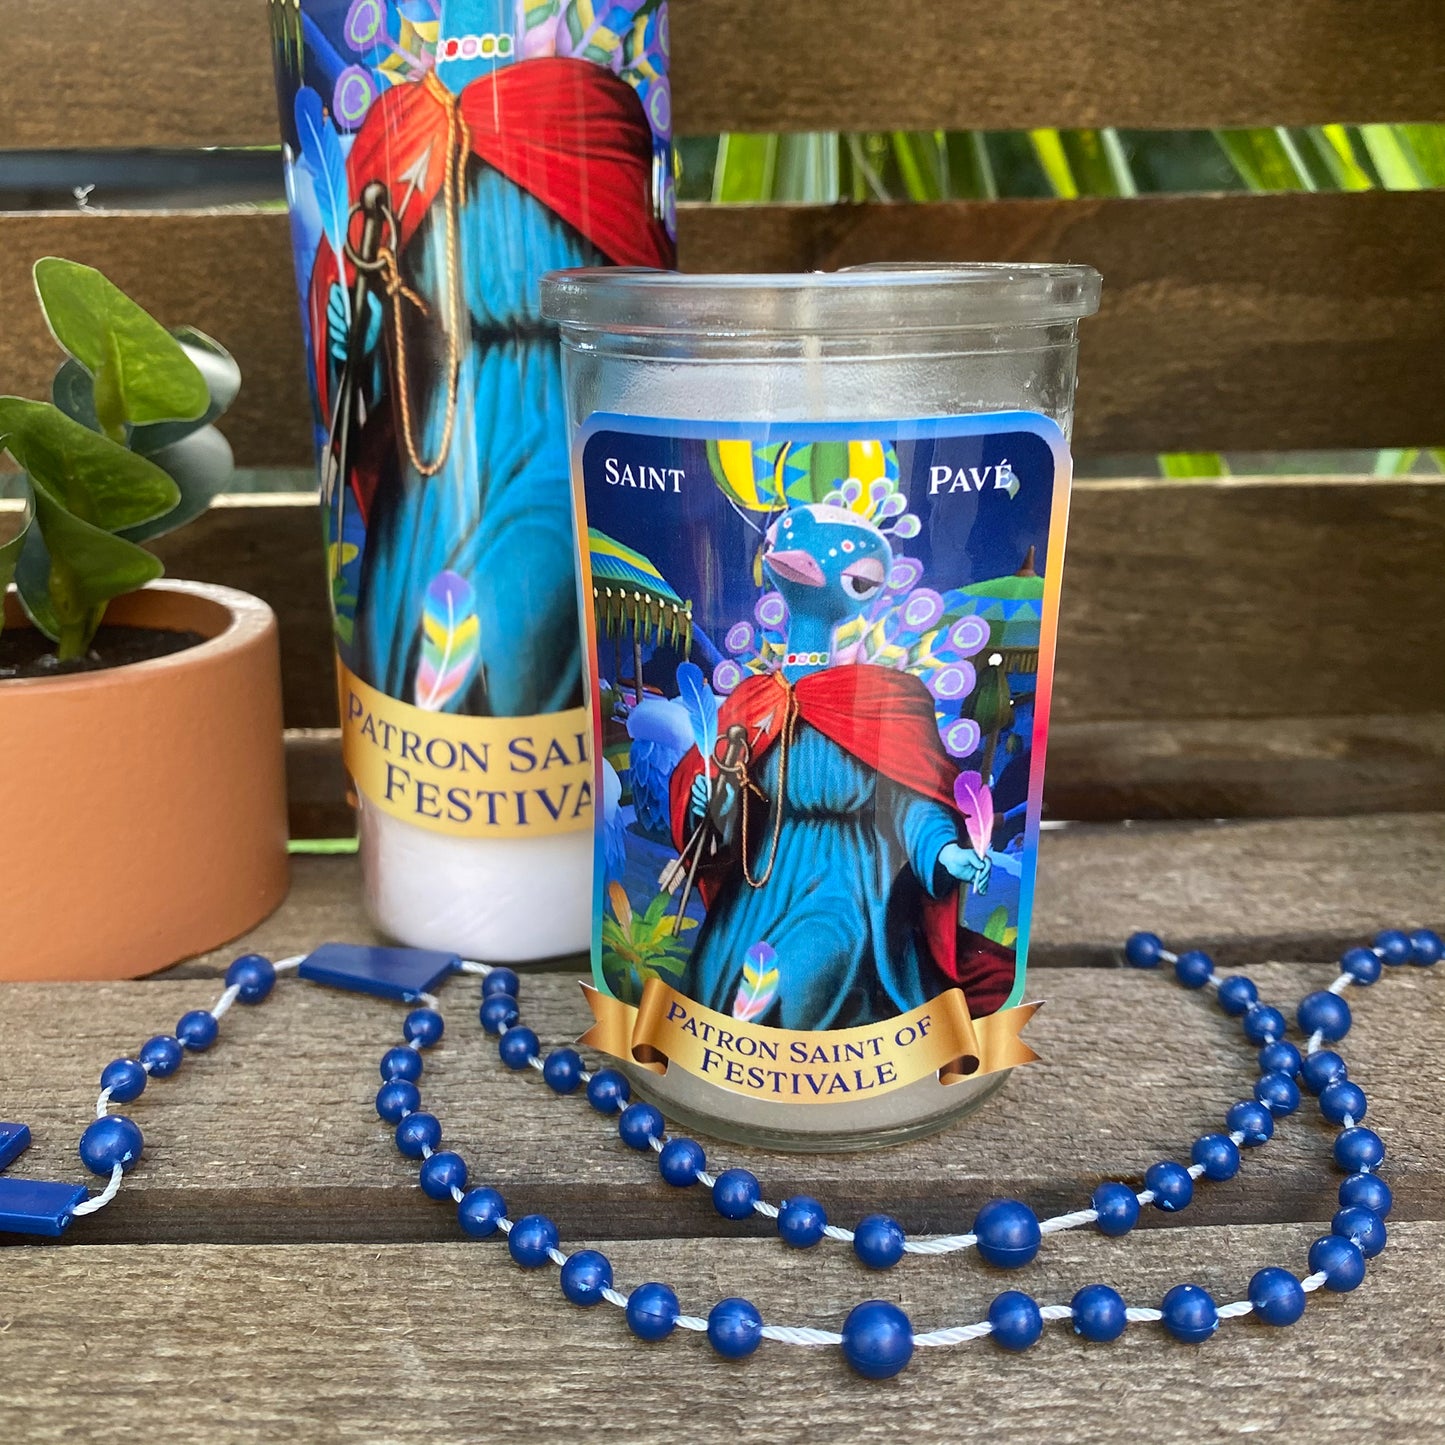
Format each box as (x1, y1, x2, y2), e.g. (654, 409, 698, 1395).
(953, 770, 994, 856)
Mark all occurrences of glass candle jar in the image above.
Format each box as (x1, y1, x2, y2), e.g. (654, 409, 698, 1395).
(543, 265, 1100, 1149)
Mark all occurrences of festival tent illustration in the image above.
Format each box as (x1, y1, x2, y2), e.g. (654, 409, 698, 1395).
(588, 529, 695, 704)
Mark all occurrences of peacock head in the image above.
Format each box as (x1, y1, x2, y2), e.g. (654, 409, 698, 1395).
(762, 503, 894, 630)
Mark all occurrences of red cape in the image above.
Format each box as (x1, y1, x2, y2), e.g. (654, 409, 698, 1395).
(308, 58, 674, 491)
(668, 667, 1016, 1017)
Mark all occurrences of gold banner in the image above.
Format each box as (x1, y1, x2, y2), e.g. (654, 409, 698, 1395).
(580, 979, 1039, 1104)
(339, 663, 593, 839)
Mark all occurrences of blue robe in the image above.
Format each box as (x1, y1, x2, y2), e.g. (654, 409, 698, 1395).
(679, 721, 964, 1031)
(356, 161, 600, 717)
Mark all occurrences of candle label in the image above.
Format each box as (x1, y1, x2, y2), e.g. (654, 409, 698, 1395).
(574, 412, 1069, 1103)
(269, 2, 675, 842)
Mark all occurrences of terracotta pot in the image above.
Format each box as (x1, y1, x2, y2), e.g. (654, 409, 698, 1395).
(0, 580, 289, 980)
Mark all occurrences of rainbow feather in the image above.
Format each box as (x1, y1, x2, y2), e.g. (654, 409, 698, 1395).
(676, 660, 719, 780)
(953, 770, 994, 857)
(414, 570, 480, 711)
(732, 942, 779, 1023)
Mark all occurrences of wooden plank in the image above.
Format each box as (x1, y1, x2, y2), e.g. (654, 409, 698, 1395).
(173, 813, 1444, 981)
(0, 1227, 1439, 1442)
(282, 707, 1445, 839)
(6, 0, 1445, 149)
(3, 194, 1443, 462)
(10, 476, 1432, 736)
(3, 951, 1443, 1244)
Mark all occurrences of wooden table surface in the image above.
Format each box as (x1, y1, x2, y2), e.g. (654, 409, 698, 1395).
(2, 812, 1442, 1444)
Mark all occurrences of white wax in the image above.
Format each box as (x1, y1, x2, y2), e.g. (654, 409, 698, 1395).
(359, 799, 592, 961)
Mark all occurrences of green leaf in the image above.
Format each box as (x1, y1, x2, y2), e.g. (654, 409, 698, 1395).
(0, 489, 33, 637)
(33, 258, 209, 432)
(1373, 448, 1420, 477)
(1216, 128, 1315, 192)
(0, 398, 179, 532)
(52, 328, 241, 456)
(1158, 452, 1231, 479)
(942, 132, 997, 200)
(774, 133, 840, 203)
(1058, 130, 1138, 197)
(1029, 129, 1078, 198)
(118, 425, 233, 544)
(1393, 125, 1445, 186)
(712, 134, 777, 202)
(1358, 125, 1424, 189)
(1308, 126, 1374, 192)
(890, 132, 945, 202)
(24, 473, 164, 656)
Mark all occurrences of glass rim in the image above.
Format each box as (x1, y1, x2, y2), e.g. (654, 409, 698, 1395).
(541, 264, 1102, 336)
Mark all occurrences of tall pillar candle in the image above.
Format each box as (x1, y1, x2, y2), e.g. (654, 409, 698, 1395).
(545, 266, 1101, 1147)
(268, 2, 675, 958)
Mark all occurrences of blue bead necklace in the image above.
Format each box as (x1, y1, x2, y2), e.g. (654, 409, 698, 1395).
(3, 928, 1438, 1381)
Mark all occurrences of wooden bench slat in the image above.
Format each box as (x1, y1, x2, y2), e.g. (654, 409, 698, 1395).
(4, 951, 1442, 1243)
(176, 811, 1445, 978)
(8, 0, 1444, 149)
(107, 478, 1445, 735)
(2, 194, 1442, 462)
(1, 1227, 1440, 1439)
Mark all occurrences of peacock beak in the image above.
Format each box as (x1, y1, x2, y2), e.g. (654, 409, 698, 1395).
(764, 549, 826, 587)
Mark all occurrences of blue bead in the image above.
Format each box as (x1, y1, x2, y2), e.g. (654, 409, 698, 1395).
(1340, 947, 1382, 985)
(1258, 1040, 1302, 1078)
(778, 1195, 828, 1248)
(707, 1297, 764, 1358)
(1255, 1071, 1301, 1115)
(560, 1249, 613, 1306)
(1145, 1161, 1194, 1213)
(1216, 976, 1258, 1016)
(1334, 1126, 1385, 1173)
(625, 1282, 679, 1341)
(457, 1186, 507, 1238)
(543, 1048, 584, 1095)
(1191, 1133, 1241, 1181)
(1374, 929, 1413, 966)
(1339, 1172, 1392, 1218)
(585, 1069, 631, 1115)
(988, 1291, 1044, 1352)
(481, 966, 521, 997)
(1213, 971, 1260, 1017)
(712, 1168, 761, 1220)
(1242, 1005, 1286, 1044)
(78, 1116, 144, 1176)
(1308, 1234, 1366, 1291)
(1174, 949, 1214, 989)
(176, 1010, 218, 1051)
(498, 1026, 539, 1070)
(394, 1112, 441, 1158)
(1300, 1050, 1348, 1095)
(1409, 928, 1443, 966)
(380, 1046, 423, 1083)
(1092, 1181, 1141, 1236)
(841, 1300, 913, 1379)
(419, 1150, 468, 1200)
(402, 1008, 444, 1048)
(1319, 1079, 1367, 1125)
(618, 1101, 664, 1150)
(479, 995, 519, 1035)
(224, 953, 276, 1003)
(508, 1213, 560, 1269)
(100, 1058, 146, 1103)
(1071, 1284, 1127, 1342)
(1226, 1100, 1275, 1146)
(1124, 932, 1164, 967)
(974, 1198, 1042, 1267)
(854, 1214, 907, 1269)
(138, 1035, 183, 1077)
(1248, 1267, 1306, 1326)
(1298, 991, 1351, 1042)
(376, 1080, 420, 1123)
(658, 1137, 705, 1187)
(1160, 1284, 1218, 1343)
(1332, 1205, 1387, 1259)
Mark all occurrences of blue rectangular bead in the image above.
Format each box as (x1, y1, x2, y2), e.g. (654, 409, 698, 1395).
(0, 1178, 89, 1237)
(298, 942, 461, 1002)
(0, 1122, 32, 1171)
